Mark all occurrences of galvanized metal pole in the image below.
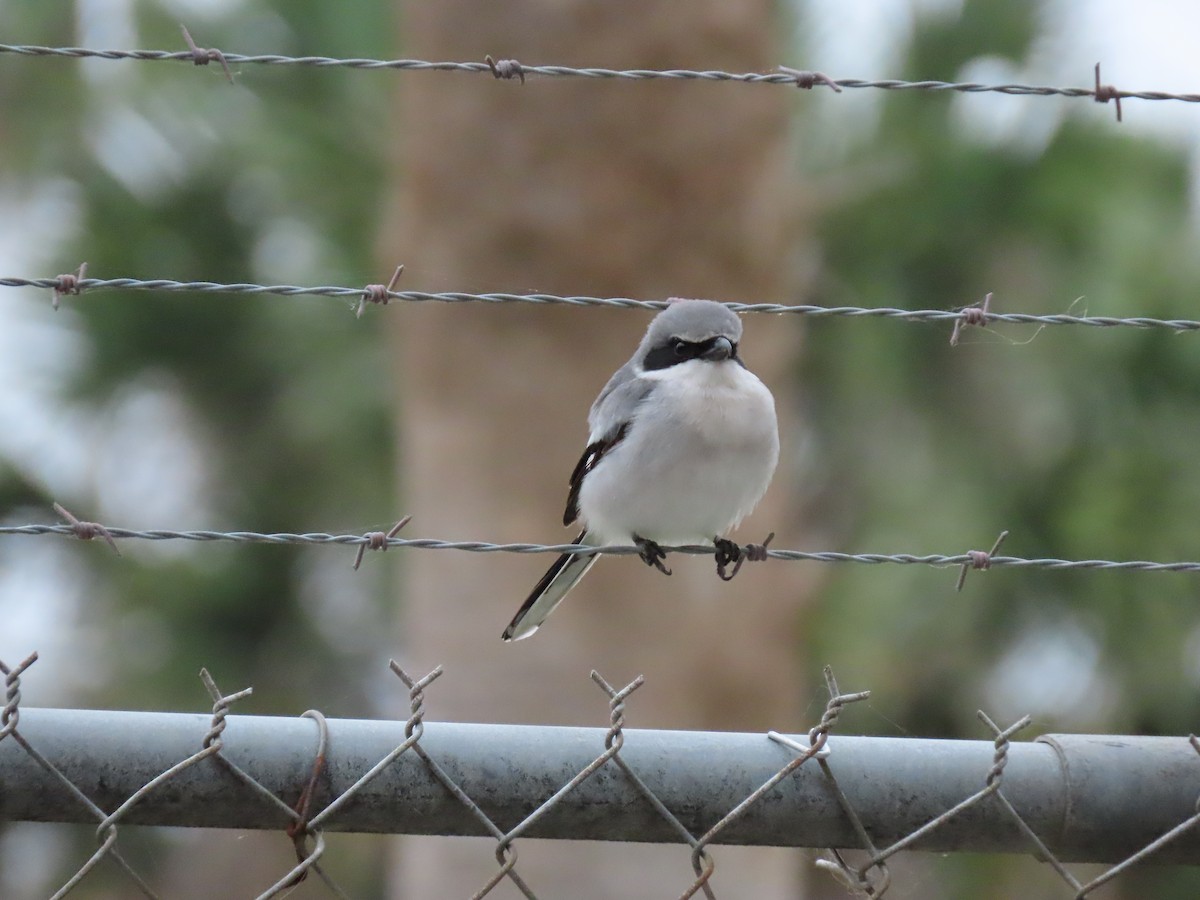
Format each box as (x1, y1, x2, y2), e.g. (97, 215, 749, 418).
(2, 708, 1198, 864)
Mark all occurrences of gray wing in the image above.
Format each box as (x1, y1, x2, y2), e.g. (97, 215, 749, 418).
(588, 363, 655, 440)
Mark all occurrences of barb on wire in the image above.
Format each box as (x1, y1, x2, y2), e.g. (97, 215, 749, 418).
(179, 25, 232, 83)
(0, 43, 1196, 113)
(357, 264, 404, 318)
(485, 55, 525, 84)
(51, 262, 87, 310)
(950, 291, 992, 346)
(778, 66, 842, 92)
(53, 502, 120, 556)
(956, 530, 1009, 591)
(1094, 62, 1123, 122)
(352, 515, 412, 569)
(6, 274, 1200, 334)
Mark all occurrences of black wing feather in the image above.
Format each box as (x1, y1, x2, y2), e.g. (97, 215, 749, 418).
(501, 529, 590, 640)
(563, 421, 630, 526)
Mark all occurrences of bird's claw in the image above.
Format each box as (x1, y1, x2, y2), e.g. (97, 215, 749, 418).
(714, 537, 742, 580)
(715, 532, 775, 581)
(634, 535, 672, 576)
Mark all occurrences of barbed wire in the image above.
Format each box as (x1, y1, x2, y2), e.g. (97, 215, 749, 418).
(4, 520, 1200, 579)
(0, 41, 1196, 115)
(6, 274, 1200, 333)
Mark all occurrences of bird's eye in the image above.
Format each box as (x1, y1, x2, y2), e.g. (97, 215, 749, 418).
(671, 338, 688, 356)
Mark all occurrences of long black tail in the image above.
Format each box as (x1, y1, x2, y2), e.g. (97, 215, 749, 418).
(502, 531, 598, 641)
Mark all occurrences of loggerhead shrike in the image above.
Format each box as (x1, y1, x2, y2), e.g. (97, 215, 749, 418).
(502, 298, 779, 641)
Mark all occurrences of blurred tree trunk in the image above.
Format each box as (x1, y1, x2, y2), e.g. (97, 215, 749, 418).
(387, 1, 813, 895)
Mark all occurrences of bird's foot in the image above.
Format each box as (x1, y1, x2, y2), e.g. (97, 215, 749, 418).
(715, 532, 775, 581)
(633, 534, 672, 576)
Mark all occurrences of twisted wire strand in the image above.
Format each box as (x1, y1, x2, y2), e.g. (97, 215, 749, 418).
(3, 524, 1199, 573)
(5, 276, 1200, 331)
(1, 43, 1198, 106)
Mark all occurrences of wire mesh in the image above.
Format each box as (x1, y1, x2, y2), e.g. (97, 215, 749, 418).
(4, 653, 1200, 898)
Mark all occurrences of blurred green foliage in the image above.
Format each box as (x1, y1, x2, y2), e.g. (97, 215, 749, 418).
(1, 1, 398, 713)
(798, 1, 1200, 894)
(1, 2, 396, 891)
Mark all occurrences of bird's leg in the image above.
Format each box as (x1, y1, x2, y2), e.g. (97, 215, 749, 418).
(715, 532, 775, 581)
(633, 534, 672, 576)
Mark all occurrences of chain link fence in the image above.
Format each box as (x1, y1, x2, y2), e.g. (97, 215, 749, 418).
(3, 652, 1199, 899)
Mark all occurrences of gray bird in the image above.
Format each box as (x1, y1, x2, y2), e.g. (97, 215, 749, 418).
(502, 299, 779, 641)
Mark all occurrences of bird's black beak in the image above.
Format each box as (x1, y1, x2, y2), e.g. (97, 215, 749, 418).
(700, 336, 735, 361)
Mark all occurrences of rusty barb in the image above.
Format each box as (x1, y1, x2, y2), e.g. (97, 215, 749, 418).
(53, 502, 121, 556)
(357, 264, 405, 318)
(956, 530, 1009, 592)
(950, 291, 993, 346)
(353, 515, 413, 569)
(51, 262, 87, 310)
(180, 25, 233, 83)
(1093, 62, 1123, 122)
(778, 66, 842, 92)
(485, 55, 525, 84)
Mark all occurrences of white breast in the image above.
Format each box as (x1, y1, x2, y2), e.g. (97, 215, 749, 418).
(578, 360, 779, 545)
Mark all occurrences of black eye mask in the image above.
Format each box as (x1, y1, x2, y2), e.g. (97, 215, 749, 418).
(642, 336, 740, 371)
